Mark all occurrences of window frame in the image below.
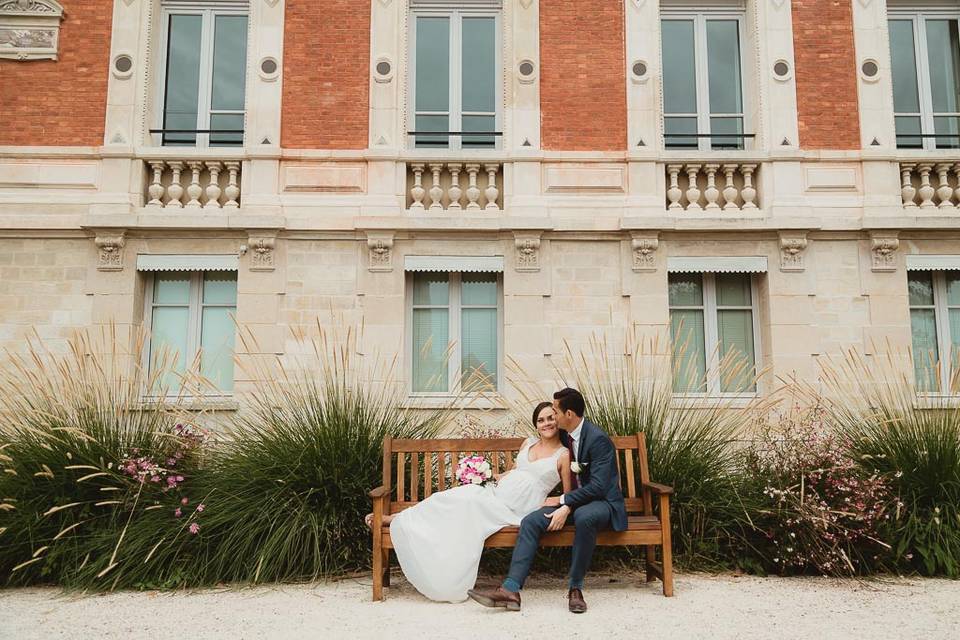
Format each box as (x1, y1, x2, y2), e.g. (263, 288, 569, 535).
(909, 269, 960, 394)
(407, 4, 503, 151)
(154, 1, 249, 148)
(668, 272, 761, 397)
(660, 8, 749, 152)
(889, 8, 960, 151)
(142, 270, 238, 398)
(405, 270, 504, 396)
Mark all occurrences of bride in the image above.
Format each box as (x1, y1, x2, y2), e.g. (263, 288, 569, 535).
(366, 402, 572, 602)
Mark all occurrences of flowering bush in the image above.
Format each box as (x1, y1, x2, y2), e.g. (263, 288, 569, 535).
(456, 455, 493, 486)
(740, 405, 894, 576)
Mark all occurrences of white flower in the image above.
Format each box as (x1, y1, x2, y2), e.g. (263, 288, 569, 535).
(471, 476, 482, 485)
(570, 462, 582, 474)
(479, 461, 491, 473)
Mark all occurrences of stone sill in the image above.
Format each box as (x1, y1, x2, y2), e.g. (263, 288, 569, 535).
(400, 395, 508, 411)
(137, 397, 240, 412)
(670, 395, 757, 410)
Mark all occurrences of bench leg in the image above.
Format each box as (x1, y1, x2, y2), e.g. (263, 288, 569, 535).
(644, 545, 657, 583)
(659, 494, 674, 597)
(373, 535, 385, 601)
(382, 549, 391, 587)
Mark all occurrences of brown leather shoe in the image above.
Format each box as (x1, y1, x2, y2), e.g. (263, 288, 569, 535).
(568, 588, 587, 613)
(467, 586, 521, 611)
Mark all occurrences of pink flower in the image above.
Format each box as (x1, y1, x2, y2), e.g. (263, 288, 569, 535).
(174, 507, 182, 518)
(150, 475, 161, 483)
(196, 503, 205, 513)
(166, 458, 177, 466)
(181, 497, 189, 505)
(175, 475, 184, 482)
(189, 523, 200, 534)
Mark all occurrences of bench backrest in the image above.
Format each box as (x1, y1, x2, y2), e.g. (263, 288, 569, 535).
(382, 433, 653, 516)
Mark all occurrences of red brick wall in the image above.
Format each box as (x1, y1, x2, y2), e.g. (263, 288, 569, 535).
(281, 0, 370, 149)
(0, 1, 113, 146)
(540, 0, 627, 151)
(791, 0, 861, 149)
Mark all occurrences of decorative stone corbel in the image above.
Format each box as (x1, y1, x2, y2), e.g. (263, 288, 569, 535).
(366, 232, 395, 272)
(630, 232, 659, 272)
(246, 234, 276, 272)
(514, 232, 542, 272)
(778, 231, 809, 272)
(95, 232, 126, 271)
(870, 231, 900, 272)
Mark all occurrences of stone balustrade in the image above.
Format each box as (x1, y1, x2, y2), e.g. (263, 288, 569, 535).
(664, 162, 759, 213)
(899, 162, 960, 209)
(144, 159, 241, 209)
(406, 162, 502, 212)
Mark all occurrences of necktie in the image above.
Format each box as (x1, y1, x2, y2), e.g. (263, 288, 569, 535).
(567, 436, 579, 489)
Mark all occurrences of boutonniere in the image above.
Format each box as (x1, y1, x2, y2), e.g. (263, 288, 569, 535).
(570, 461, 588, 474)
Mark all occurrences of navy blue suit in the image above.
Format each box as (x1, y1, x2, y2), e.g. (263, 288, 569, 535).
(504, 418, 627, 591)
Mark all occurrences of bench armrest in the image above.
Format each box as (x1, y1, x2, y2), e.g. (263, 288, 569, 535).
(369, 485, 391, 499)
(643, 482, 674, 495)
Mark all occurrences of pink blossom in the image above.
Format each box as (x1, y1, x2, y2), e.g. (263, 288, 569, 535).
(174, 507, 182, 518)
(196, 503, 205, 513)
(181, 497, 189, 506)
(189, 523, 200, 534)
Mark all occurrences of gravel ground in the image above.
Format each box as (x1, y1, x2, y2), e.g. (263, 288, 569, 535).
(1, 571, 958, 640)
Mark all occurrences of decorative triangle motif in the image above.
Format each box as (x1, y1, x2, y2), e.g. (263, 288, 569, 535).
(377, 0, 392, 6)
(781, 137, 791, 146)
(520, 0, 533, 8)
(522, 138, 531, 147)
(637, 138, 646, 147)
(261, 137, 271, 145)
(871, 137, 881, 146)
(377, 136, 388, 146)
(631, 0, 646, 8)
(110, 132, 125, 144)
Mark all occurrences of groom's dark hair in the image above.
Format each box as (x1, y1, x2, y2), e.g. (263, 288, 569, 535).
(553, 387, 585, 417)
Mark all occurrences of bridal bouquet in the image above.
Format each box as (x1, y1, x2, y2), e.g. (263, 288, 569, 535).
(456, 455, 493, 486)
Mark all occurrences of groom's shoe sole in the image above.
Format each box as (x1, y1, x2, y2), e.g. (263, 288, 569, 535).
(467, 590, 521, 611)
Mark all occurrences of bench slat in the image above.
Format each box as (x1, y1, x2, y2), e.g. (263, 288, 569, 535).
(424, 452, 433, 497)
(437, 453, 446, 491)
(410, 453, 419, 502)
(396, 453, 405, 502)
(624, 448, 636, 499)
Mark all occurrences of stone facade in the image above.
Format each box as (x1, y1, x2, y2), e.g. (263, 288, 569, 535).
(0, 0, 957, 420)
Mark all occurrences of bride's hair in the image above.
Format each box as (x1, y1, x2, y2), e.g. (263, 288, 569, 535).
(532, 401, 554, 430)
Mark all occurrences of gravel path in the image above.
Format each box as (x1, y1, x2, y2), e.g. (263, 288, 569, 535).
(2, 572, 958, 640)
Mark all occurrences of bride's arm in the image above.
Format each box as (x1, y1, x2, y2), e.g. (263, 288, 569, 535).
(542, 449, 572, 507)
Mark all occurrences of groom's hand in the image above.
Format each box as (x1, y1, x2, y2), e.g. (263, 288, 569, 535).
(542, 496, 561, 508)
(544, 505, 571, 531)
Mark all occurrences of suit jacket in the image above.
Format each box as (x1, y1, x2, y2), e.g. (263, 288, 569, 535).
(560, 419, 628, 532)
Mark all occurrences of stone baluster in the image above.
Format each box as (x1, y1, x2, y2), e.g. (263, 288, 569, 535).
(721, 164, 740, 211)
(703, 164, 721, 211)
(146, 161, 166, 208)
(166, 161, 184, 208)
(953, 163, 960, 210)
(447, 163, 463, 211)
(917, 164, 935, 209)
(666, 164, 683, 210)
(203, 161, 223, 209)
(185, 161, 204, 208)
(900, 163, 917, 209)
(223, 161, 240, 209)
(465, 164, 482, 210)
(410, 163, 426, 211)
(740, 164, 758, 210)
(428, 164, 444, 211)
(936, 163, 954, 209)
(684, 164, 702, 212)
(484, 164, 500, 211)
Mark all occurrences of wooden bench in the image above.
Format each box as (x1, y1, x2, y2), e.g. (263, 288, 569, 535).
(368, 433, 674, 601)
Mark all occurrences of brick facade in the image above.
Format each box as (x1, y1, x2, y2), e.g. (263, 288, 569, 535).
(539, 0, 627, 151)
(0, 0, 113, 147)
(791, 0, 861, 149)
(280, 0, 371, 149)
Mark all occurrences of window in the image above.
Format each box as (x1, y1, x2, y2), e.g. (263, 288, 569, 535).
(908, 270, 960, 393)
(156, 2, 248, 147)
(408, 271, 501, 393)
(145, 271, 238, 394)
(661, 9, 747, 151)
(669, 272, 758, 394)
(890, 10, 960, 150)
(409, 1, 501, 149)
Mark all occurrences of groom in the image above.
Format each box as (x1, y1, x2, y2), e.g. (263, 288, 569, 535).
(468, 387, 627, 613)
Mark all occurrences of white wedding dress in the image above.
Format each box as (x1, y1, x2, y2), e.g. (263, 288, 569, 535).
(389, 437, 564, 602)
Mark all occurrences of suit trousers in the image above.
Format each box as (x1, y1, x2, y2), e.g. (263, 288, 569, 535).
(504, 501, 613, 591)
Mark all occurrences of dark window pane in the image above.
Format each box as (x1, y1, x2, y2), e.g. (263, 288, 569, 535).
(661, 20, 697, 115)
(414, 114, 450, 148)
(710, 116, 744, 150)
(461, 114, 496, 149)
(211, 15, 248, 111)
(934, 115, 960, 149)
(706, 20, 743, 115)
(163, 14, 203, 146)
(209, 113, 244, 146)
(895, 115, 923, 148)
(889, 20, 921, 113)
(664, 116, 698, 149)
(925, 20, 960, 114)
(415, 17, 450, 112)
(462, 17, 496, 113)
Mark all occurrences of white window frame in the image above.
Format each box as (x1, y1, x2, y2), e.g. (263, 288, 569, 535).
(407, 4, 503, 150)
(889, 8, 960, 151)
(909, 270, 960, 394)
(405, 271, 504, 396)
(669, 272, 761, 397)
(142, 271, 238, 397)
(154, 1, 248, 148)
(660, 8, 749, 152)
